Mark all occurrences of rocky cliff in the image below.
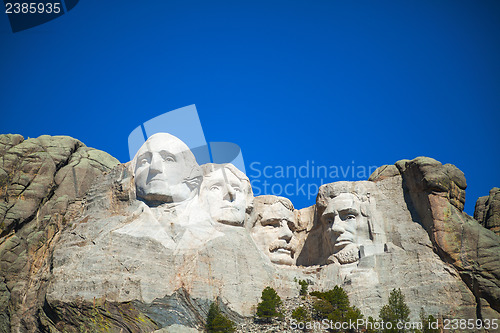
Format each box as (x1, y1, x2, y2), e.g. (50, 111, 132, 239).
(475, 187, 500, 236)
(0, 134, 119, 333)
(0, 134, 499, 333)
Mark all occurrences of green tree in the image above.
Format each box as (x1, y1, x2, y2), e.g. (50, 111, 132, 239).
(379, 289, 411, 333)
(345, 306, 363, 323)
(312, 298, 335, 320)
(364, 316, 380, 333)
(418, 309, 439, 333)
(310, 286, 363, 332)
(292, 306, 310, 323)
(298, 280, 309, 296)
(311, 286, 350, 319)
(256, 287, 282, 323)
(206, 302, 235, 333)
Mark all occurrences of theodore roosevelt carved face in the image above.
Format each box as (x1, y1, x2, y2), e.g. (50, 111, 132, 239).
(133, 133, 202, 205)
(250, 196, 297, 266)
(200, 163, 253, 226)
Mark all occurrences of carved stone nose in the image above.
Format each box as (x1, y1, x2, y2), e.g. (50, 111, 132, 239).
(279, 220, 293, 242)
(149, 154, 163, 173)
(222, 184, 236, 202)
(329, 215, 346, 235)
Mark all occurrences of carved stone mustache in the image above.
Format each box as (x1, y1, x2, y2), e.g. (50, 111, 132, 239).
(269, 242, 295, 257)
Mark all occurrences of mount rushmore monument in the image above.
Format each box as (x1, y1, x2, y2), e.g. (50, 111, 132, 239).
(0, 133, 499, 332)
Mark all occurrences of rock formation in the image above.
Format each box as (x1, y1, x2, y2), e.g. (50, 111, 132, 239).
(0, 134, 499, 333)
(475, 187, 500, 236)
(0, 134, 119, 333)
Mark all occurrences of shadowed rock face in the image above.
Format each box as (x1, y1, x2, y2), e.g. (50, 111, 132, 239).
(475, 187, 500, 236)
(1, 135, 499, 333)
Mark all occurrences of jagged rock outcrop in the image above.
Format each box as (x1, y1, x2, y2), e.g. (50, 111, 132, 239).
(0, 134, 119, 333)
(371, 157, 500, 320)
(475, 188, 500, 236)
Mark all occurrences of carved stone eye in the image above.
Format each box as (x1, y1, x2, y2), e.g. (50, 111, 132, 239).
(322, 215, 334, 225)
(210, 185, 221, 192)
(159, 151, 176, 162)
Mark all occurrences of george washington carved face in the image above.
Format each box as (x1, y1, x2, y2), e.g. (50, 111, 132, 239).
(133, 133, 202, 205)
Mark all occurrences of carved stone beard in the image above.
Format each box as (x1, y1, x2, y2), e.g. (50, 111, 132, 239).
(328, 243, 360, 265)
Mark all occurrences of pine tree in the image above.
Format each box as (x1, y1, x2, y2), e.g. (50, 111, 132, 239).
(256, 287, 282, 323)
(379, 289, 411, 333)
(312, 298, 335, 320)
(298, 280, 309, 296)
(206, 302, 235, 333)
(310, 285, 350, 319)
(292, 306, 310, 323)
(310, 286, 363, 332)
(419, 309, 440, 333)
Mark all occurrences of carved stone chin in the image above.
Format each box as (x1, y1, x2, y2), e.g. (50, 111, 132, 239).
(328, 243, 360, 265)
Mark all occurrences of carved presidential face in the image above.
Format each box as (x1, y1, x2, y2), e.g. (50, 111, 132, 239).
(251, 201, 297, 265)
(321, 193, 364, 264)
(200, 167, 248, 226)
(133, 133, 200, 204)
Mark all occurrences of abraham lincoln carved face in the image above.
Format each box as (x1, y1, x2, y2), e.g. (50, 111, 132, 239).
(317, 182, 385, 265)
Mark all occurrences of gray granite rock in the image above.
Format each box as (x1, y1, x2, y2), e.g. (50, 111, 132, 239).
(368, 164, 400, 181)
(394, 157, 500, 318)
(475, 187, 500, 236)
(0, 134, 119, 333)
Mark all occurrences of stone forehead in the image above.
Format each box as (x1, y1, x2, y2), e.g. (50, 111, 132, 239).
(329, 193, 361, 210)
(201, 163, 252, 196)
(317, 181, 372, 208)
(203, 168, 240, 183)
(258, 203, 295, 223)
(131, 133, 202, 181)
(135, 133, 191, 158)
(253, 195, 294, 211)
(201, 163, 248, 182)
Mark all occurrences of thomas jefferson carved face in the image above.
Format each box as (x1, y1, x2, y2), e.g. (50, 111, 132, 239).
(251, 198, 297, 265)
(200, 164, 251, 226)
(133, 133, 201, 204)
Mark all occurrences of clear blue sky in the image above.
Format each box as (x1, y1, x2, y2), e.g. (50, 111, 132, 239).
(1, 0, 499, 214)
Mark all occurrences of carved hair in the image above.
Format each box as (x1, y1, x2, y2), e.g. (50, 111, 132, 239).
(200, 163, 253, 196)
(250, 195, 295, 228)
(253, 195, 294, 211)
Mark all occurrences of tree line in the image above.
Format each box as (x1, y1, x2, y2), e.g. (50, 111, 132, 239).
(205, 280, 440, 333)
